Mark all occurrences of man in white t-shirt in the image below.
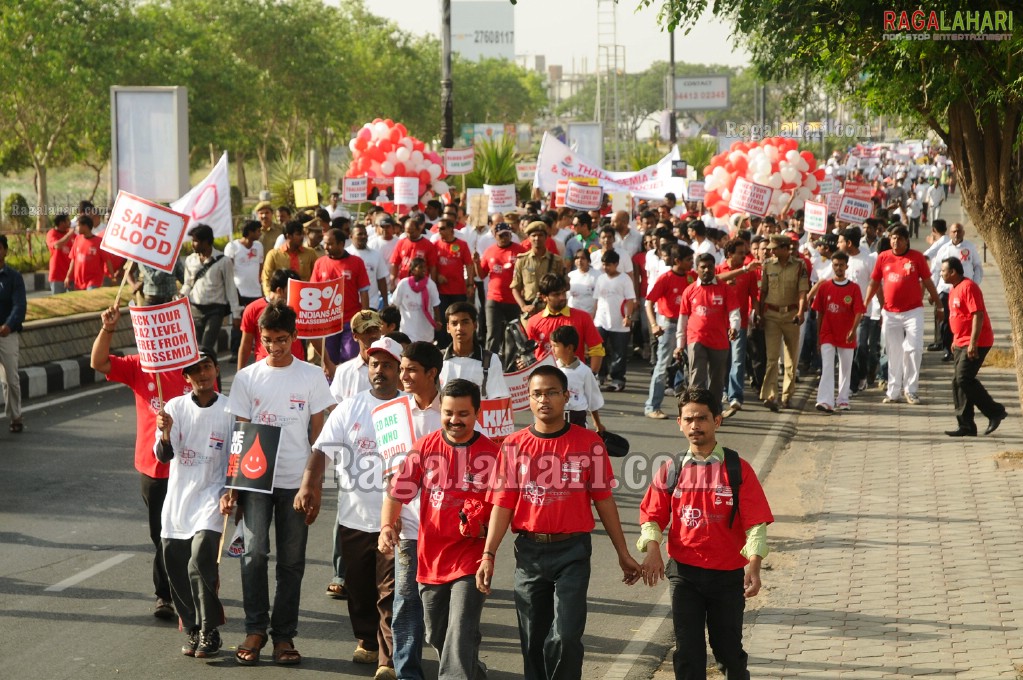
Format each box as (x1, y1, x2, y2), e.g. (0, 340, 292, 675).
(223, 301, 334, 666)
(296, 337, 405, 676)
(224, 220, 266, 360)
(368, 215, 399, 274)
(593, 250, 636, 391)
(439, 302, 511, 399)
(348, 224, 389, 310)
(326, 192, 349, 222)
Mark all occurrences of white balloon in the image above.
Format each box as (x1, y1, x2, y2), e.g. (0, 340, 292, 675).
(380, 160, 395, 175)
(785, 149, 800, 163)
(348, 139, 358, 152)
(428, 164, 441, 180)
(721, 188, 731, 201)
(781, 167, 800, 184)
(385, 151, 397, 164)
(395, 146, 411, 162)
(373, 121, 390, 138)
(791, 197, 806, 210)
(764, 145, 779, 162)
(752, 172, 769, 186)
(432, 180, 450, 194)
(410, 150, 424, 165)
(705, 176, 720, 191)
(804, 176, 818, 192)
(796, 157, 809, 172)
(768, 173, 783, 189)
(402, 137, 414, 149)
(729, 150, 745, 164)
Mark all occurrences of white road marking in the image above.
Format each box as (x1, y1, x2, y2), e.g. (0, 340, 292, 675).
(45, 553, 134, 592)
(1, 383, 120, 420)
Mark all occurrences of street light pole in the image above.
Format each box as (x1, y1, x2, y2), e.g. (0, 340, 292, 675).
(668, 30, 676, 145)
(441, 0, 454, 149)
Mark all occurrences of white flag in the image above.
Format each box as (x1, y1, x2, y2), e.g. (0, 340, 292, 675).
(171, 152, 233, 239)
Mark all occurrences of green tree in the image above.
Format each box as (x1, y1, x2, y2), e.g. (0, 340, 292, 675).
(639, 0, 1023, 407)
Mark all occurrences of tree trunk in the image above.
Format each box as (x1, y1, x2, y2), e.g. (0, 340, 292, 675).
(34, 162, 47, 231)
(257, 144, 269, 192)
(235, 150, 248, 197)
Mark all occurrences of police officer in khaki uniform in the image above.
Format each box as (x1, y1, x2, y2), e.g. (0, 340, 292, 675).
(511, 220, 565, 318)
(756, 234, 809, 411)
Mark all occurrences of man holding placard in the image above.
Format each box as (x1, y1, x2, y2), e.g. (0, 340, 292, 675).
(296, 337, 407, 679)
(223, 301, 334, 666)
(91, 305, 193, 620)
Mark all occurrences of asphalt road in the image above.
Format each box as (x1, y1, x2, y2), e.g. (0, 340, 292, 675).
(0, 357, 802, 679)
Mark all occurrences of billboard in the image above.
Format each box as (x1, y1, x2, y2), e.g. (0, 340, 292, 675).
(110, 86, 189, 202)
(452, 1, 515, 62)
(672, 76, 730, 111)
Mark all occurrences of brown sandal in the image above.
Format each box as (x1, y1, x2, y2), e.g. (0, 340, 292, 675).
(10, 421, 23, 433)
(272, 640, 302, 665)
(235, 632, 267, 666)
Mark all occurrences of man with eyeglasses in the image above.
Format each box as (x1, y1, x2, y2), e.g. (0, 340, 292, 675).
(476, 364, 641, 680)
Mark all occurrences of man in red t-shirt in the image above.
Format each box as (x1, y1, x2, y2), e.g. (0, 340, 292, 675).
(91, 305, 192, 620)
(677, 253, 739, 407)
(432, 218, 475, 348)
(644, 243, 696, 419)
(477, 224, 525, 363)
(46, 213, 75, 294)
(477, 365, 640, 679)
(66, 215, 113, 290)
(864, 225, 940, 405)
(389, 213, 439, 288)
(524, 273, 605, 371)
(238, 269, 305, 371)
(940, 257, 1006, 437)
(312, 228, 371, 367)
(716, 238, 760, 416)
(382, 379, 497, 679)
(811, 252, 865, 412)
(637, 387, 772, 680)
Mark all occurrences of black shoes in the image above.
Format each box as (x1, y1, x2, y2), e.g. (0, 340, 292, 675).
(927, 342, 944, 352)
(944, 427, 977, 437)
(985, 411, 1007, 436)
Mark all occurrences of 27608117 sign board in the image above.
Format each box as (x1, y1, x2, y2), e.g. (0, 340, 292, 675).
(287, 278, 346, 340)
(128, 298, 200, 372)
(803, 200, 828, 235)
(728, 178, 774, 218)
(226, 421, 282, 494)
(837, 196, 873, 224)
(101, 191, 190, 272)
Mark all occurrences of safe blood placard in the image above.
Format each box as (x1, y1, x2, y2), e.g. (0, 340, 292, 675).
(728, 178, 774, 217)
(101, 191, 190, 272)
(287, 278, 346, 339)
(484, 184, 516, 213)
(226, 422, 282, 494)
(129, 298, 200, 372)
(394, 176, 419, 207)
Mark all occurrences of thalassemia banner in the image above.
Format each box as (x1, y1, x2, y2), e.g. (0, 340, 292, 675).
(129, 298, 200, 372)
(101, 191, 190, 272)
(287, 278, 345, 339)
(477, 397, 514, 444)
(226, 422, 281, 494)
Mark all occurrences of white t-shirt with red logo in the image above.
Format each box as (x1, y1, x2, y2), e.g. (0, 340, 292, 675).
(390, 430, 500, 585)
(488, 424, 615, 534)
(870, 248, 929, 313)
(228, 358, 335, 489)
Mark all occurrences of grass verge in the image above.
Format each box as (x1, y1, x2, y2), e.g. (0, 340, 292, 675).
(26, 287, 121, 322)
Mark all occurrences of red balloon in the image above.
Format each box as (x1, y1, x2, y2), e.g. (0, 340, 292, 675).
(396, 123, 407, 136)
(418, 170, 430, 186)
(704, 189, 721, 207)
(413, 140, 425, 152)
(729, 141, 742, 152)
(354, 137, 368, 152)
(372, 118, 382, 124)
(713, 204, 730, 218)
(378, 140, 393, 153)
(703, 166, 714, 178)
(367, 146, 384, 162)
(800, 151, 817, 171)
(733, 156, 748, 174)
(385, 118, 394, 128)
(357, 127, 372, 142)
(394, 162, 406, 176)
(389, 128, 401, 143)
(813, 168, 826, 181)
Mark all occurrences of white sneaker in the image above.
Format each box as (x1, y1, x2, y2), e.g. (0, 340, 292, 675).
(836, 403, 851, 411)
(881, 396, 902, 404)
(904, 393, 921, 405)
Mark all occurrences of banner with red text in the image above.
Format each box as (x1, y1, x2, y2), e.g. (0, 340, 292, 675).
(727, 178, 774, 217)
(444, 147, 475, 176)
(343, 176, 369, 203)
(476, 397, 515, 444)
(803, 200, 828, 235)
(564, 181, 603, 210)
(102, 191, 190, 272)
(287, 278, 346, 339)
(129, 298, 200, 372)
(373, 395, 416, 477)
(837, 196, 873, 224)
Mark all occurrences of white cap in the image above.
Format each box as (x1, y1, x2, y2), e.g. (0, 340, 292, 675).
(366, 337, 403, 363)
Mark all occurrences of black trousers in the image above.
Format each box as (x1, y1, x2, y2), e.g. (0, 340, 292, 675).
(669, 560, 749, 680)
(746, 327, 766, 390)
(953, 345, 1005, 429)
(140, 474, 172, 600)
(938, 292, 952, 353)
(485, 300, 524, 367)
(193, 302, 230, 355)
(162, 530, 222, 631)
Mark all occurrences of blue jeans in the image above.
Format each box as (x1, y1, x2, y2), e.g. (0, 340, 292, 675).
(239, 487, 308, 641)
(513, 533, 592, 680)
(727, 328, 748, 405)
(645, 315, 677, 414)
(393, 538, 424, 679)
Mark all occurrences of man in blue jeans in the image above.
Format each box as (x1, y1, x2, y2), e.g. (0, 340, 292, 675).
(644, 244, 695, 419)
(223, 301, 334, 666)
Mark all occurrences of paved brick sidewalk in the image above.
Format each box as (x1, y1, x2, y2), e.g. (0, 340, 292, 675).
(745, 197, 1022, 679)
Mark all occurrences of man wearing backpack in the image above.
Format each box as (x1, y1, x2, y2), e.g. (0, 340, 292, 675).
(637, 387, 773, 680)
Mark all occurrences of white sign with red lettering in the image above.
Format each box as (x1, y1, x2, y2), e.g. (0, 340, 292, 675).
(825, 192, 843, 215)
(686, 180, 705, 202)
(817, 177, 836, 196)
(803, 200, 828, 235)
(515, 162, 537, 182)
(837, 196, 872, 224)
(373, 395, 416, 477)
(504, 353, 557, 412)
(727, 178, 774, 217)
(444, 147, 475, 176)
(101, 191, 190, 272)
(342, 177, 368, 203)
(484, 184, 517, 213)
(843, 181, 872, 201)
(129, 298, 200, 373)
(476, 397, 515, 444)
(564, 181, 603, 211)
(287, 278, 346, 339)
(394, 176, 420, 207)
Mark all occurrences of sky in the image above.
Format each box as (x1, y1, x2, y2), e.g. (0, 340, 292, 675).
(359, 0, 750, 74)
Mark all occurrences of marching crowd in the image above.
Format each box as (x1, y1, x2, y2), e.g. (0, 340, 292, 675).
(0, 145, 1006, 680)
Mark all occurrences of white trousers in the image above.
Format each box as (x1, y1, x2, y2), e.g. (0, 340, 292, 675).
(0, 332, 21, 420)
(817, 344, 854, 407)
(882, 307, 925, 399)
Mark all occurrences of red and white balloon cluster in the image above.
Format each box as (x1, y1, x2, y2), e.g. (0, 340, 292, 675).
(702, 138, 826, 218)
(346, 118, 450, 200)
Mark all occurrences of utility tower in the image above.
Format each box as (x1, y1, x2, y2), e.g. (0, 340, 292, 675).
(595, 0, 625, 169)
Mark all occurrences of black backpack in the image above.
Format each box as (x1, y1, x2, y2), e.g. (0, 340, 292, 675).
(665, 447, 743, 528)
